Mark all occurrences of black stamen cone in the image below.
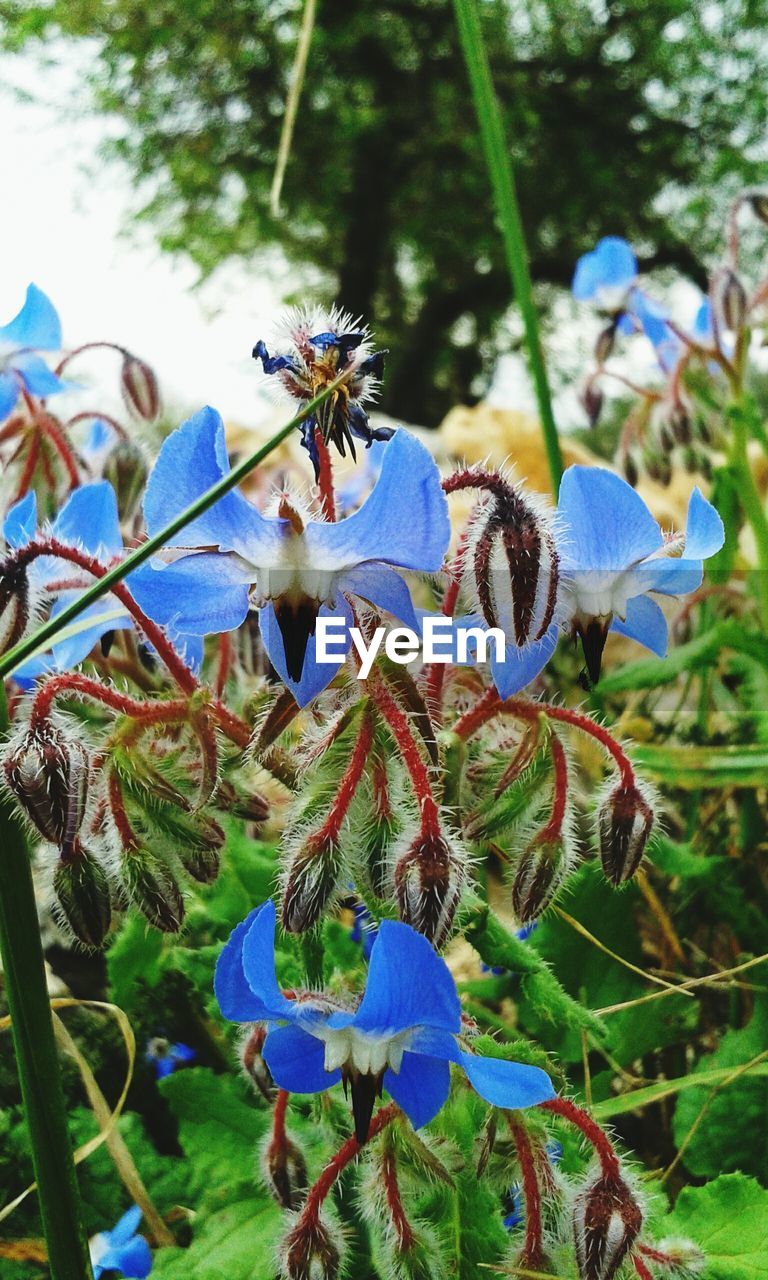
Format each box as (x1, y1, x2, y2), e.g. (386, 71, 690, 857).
(274, 598, 320, 682)
(579, 619, 609, 686)
(349, 1072, 381, 1145)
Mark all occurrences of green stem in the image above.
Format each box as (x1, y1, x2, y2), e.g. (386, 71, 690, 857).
(0, 683, 93, 1279)
(0, 374, 350, 677)
(453, 0, 563, 492)
(729, 408, 768, 628)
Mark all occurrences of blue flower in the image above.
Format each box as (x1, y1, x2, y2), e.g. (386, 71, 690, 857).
(0, 284, 74, 422)
(350, 900, 378, 960)
(89, 1206, 152, 1279)
(139, 408, 450, 706)
(145, 1037, 196, 1080)
(3, 482, 203, 683)
(214, 900, 555, 1143)
(252, 308, 393, 478)
(480, 466, 724, 693)
(572, 238, 637, 311)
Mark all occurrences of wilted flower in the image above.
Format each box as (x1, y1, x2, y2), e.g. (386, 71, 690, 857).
(0, 283, 74, 422)
(138, 409, 450, 706)
(253, 307, 393, 478)
(215, 900, 554, 1144)
(89, 1205, 152, 1279)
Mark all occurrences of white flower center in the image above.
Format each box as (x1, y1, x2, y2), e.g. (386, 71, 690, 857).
(316, 1025, 412, 1077)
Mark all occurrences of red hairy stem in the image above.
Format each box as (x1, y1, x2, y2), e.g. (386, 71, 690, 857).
(55, 340, 130, 376)
(425, 527, 470, 719)
(0, 414, 25, 445)
(314, 428, 337, 522)
(372, 755, 392, 821)
(17, 538, 196, 693)
(65, 410, 128, 441)
(381, 1143, 416, 1252)
(632, 1255, 654, 1280)
(214, 632, 233, 697)
(36, 416, 80, 489)
(507, 1116, 545, 1269)
(270, 1088, 290, 1152)
(108, 769, 139, 850)
(12, 431, 41, 503)
(539, 1098, 620, 1178)
(454, 692, 636, 788)
(442, 467, 512, 498)
(540, 733, 568, 840)
(368, 671, 441, 836)
(637, 1243, 682, 1266)
(310, 706, 374, 846)
(301, 1103, 399, 1220)
(29, 672, 188, 729)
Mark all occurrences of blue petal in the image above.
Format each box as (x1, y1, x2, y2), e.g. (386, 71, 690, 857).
(353, 920, 461, 1036)
(456, 1050, 555, 1109)
(170, 1042, 196, 1063)
(682, 487, 725, 561)
(0, 283, 62, 350)
(557, 466, 663, 572)
(48, 594, 133, 670)
(490, 623, 559, 699)
(259, 595, 354, 708)
(167, 628, 204, 673)
(128, 553, 251, 635)
(304, 429, 450, 574)
(384, 1052, 450, 1129)
(14, 353, 75, 399)
(154, 1057, 176, 1079)
(4, 491, 37, 549)
(85, 418, 114, 452)
(628, 291, 680, 371)
(340, 563, 418, 628)
(0, 370, 20, 421)
(214, 902, 291, 1023)
(263, 1023, 340, 1093)
(572, 238, 637, 301)
(108, 1206, 143, 1247)
(692, 298, 713, 341)
(97, 1237, 152, 1279)
(143, 406, 281, 557)
(610, 594, 668, 656)
(240, 899, 297, 1020)
(51, 482, 124, 557)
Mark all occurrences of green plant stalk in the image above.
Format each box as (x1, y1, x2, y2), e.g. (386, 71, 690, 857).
(453, 0, 564, 492)
(0, 374, 350, 677)
(0, 682, 93, 1279)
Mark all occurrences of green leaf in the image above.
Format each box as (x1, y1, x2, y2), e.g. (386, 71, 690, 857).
(152, 1193, 284, 1280)
(158, 1068, 268, 1200)
(630, 741, 768, 789)
(592, 1060, 768, 1119)
(660, 1174, 768, 1280)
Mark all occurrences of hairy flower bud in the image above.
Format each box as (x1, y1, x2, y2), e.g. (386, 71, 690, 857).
(669, 404, 692, 445)
(280, 1210, 342, 1280)
(0, 557, 30, 656)
(241, 1025, 276, 1102)
(264, 1131, 308, 1210)
(511, 832, 574, 923)
(53, 847, 112, 949)
(469, 476, 559, 648)
(121, 353, 161, 421)
(103, 439, 149, 518)
(598, 783, 654, 885)
(594, 322, 617, 365)
(711, 267, 748, 332)
(581, 380, 604, 429)
(120, 847, 185, 932)
(393, 828, 466, 947)
(622, 450, 640, 489)
(4, 721, 89, 853)
(281, 833, 344, 933)
(573, 1170, 643, 1280)
(652, 1238, 707, 1277)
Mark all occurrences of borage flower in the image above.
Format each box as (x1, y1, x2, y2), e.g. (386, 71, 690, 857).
(145, 1036, 196, 1080)
(89, 1205, 152, 1279)
(572, 237, 678, 371)
(215, 900, 554, 1144)
(139, 408, 450, 705)
(0, 283, 74, 421)
(253, 307, 393, 478)
(2, 481, 203, 682)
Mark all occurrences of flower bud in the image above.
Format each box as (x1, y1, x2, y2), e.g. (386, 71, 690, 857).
(0, 558, 30, 656)
(652, 1238, 706, 1276)
(573, 1170, 643, 1280)
(120, 846, 185, 932)
(280, 1210, 342, 1280)
(642, 448, 671, 487)
(178, 842, 221, 884)
(622, 450, 640, 489)
(594, 323, 617, 365)
(393, 828, 466, 947)
(746, 188, 768, 225)
(103, 439, 149, 518)
(669, 404, 692, 445)
(511, 833, 573, 923)
(469, 477, 559, 648)
(53, 847, 112, 949)
(581, 380, 604, 429)
(264, 1132, 308, 1210)
(598, 783, 654, 885)
(711, 267, 748, 332)
(4, 721, 89, 853)
(241, 1025, 276, 1102)
(281, 833, 344, 933)
(121, 353, 161, 421)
